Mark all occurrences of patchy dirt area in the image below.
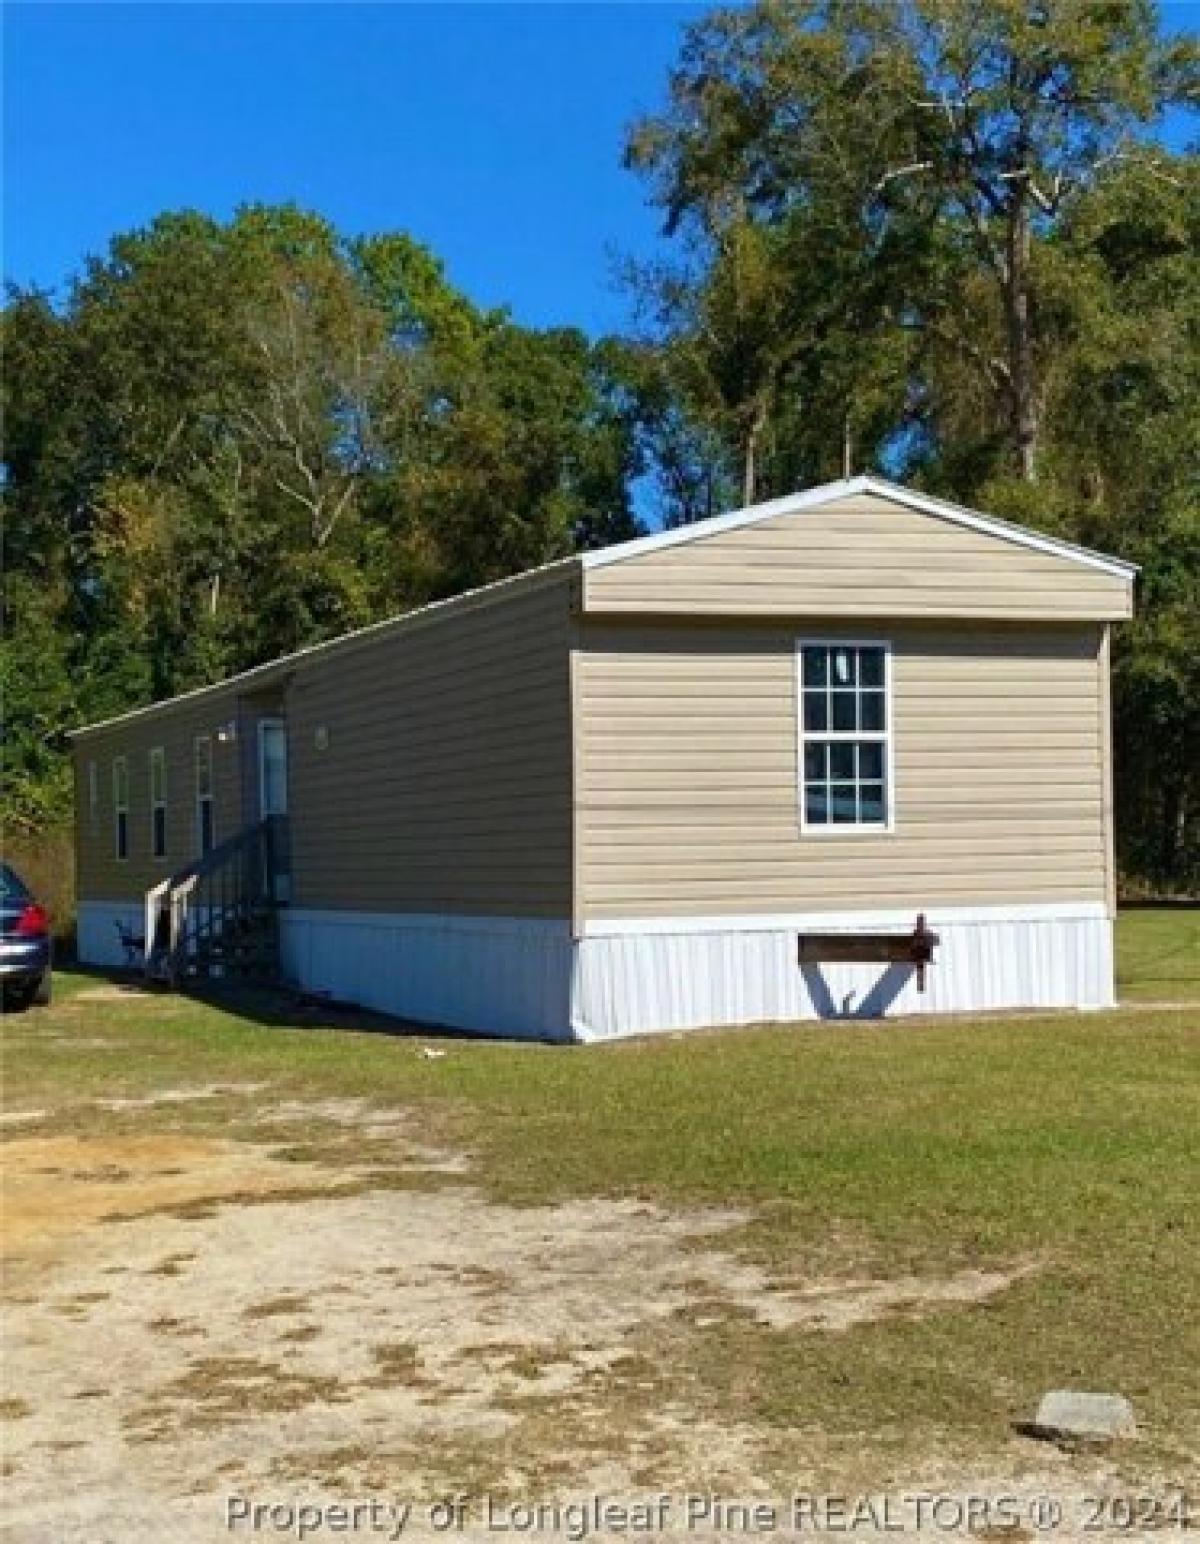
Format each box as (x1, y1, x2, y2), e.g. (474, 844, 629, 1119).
(0, 1070, 1181, 1541)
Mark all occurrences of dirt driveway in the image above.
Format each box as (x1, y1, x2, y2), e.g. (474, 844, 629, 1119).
(2, 987, 1191, 1542)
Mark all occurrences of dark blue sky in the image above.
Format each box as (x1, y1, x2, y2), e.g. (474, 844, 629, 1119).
(4, 2, 1195, 337)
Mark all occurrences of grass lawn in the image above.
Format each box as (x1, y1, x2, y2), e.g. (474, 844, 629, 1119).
(3, 909, 1198, 1511)
(1116, 906, 1200, 1001)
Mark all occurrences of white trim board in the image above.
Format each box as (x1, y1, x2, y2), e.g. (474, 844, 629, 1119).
(581, 901, 1110, 937)
(581, 474, 1138, 581)
(282, 909, 572, 938)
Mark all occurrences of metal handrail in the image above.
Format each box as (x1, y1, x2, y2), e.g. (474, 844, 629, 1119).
(144, 816, 286, 984)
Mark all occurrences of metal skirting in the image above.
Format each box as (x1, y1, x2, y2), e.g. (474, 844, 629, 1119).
(572, 904, 1114, 1041)
(77, 900, 152, 971)
(278, 910, 575, 1041)
(78, 900, 1113, 1043)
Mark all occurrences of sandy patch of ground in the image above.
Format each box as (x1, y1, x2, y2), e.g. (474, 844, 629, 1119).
(712, 1260, 1044, 1332)
(0, 1133, 369, 1263)
(0, 1113, 1134, 1544)
(92, 1082, 273, 1111)
(70, 984, 164, 1004)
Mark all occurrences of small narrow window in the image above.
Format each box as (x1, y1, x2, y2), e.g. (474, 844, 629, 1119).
(150, 747, 168, 859)
(113, 757, 129, 860)
(798, 642, 892, 832)
(87, 761, 99, 832)
(195, 735, 214, 855)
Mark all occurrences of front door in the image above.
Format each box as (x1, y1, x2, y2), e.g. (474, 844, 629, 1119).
(257, 718, 290, 901)
(257, 718, 288, 818)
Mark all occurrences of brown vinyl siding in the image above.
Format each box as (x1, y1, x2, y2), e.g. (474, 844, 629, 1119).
(285, 567, 575, 916)
(73, 693, 243, 901)
(584, 494, 1131, 621)
(574, 619, 1109, 919)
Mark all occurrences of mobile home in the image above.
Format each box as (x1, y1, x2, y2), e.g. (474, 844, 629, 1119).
(72, 476, 1135, 1041)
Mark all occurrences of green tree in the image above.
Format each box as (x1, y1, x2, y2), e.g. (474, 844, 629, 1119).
(1, 205, 644, 840)
(628, 0, 1196, 481)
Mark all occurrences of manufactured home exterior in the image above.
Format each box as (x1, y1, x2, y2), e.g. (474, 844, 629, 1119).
(71, 477, 1135, 1041)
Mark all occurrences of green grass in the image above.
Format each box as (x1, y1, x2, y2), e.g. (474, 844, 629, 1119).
(4, 909, 1199, 1480)
(1116, 906, 1200, 1001)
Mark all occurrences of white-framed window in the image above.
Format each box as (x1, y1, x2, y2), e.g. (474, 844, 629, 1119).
(797, 640, 893, 832)
(195, 735, 214, 855)
(113, 757, 130, 860)
(87, 761, 99, 832)
(150, 747, 168, 859)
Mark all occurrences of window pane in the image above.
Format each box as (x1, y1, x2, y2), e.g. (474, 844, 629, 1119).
(830, 743, 855, 780)
(859, 742, 884, 781)
(802, 646, 828, 687)
(860, 783, 886, 824)
(860, 691, 885, 732)
(860, 648, 885, 687)
(116, 811, 128, 860)
(195, 739, 213, 798)
(830, 784, 857, 823)
(153, 806, 167, 859)
(831, 691, 856, 731)
(831, 647, 854, 686)
(804, 691, 828, 731)
(805, 785, 829, 825)
(198, 799, 214, 856)
(804, 743, 827, 781)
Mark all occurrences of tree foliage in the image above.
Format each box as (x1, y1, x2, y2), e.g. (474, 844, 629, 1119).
(624, 0, 1198, 890)
(3, 4, 1197, 893)
(1, 204, 640, 834)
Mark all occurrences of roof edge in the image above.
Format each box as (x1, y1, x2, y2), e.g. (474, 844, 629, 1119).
(581, 475, 1140, 581)
(69, 555, 581, 742)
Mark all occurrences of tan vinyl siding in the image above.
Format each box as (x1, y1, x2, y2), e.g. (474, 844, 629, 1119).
(73, 694, 243, 901)
(286, 568, 575, 916)
(575, 619, 1108, 919)
(584, 494, 1131, 621)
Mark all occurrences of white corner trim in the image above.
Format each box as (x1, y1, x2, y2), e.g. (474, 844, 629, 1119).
(581, 901, 1109, 938)
(580, 474, 1138, 581)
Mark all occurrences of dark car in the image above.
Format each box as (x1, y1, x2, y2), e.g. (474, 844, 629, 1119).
(0, 863, 52, 1008)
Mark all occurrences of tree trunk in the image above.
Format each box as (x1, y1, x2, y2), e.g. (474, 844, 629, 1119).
(743, 399, 768, 507)
(1005, 195, 1038, 482)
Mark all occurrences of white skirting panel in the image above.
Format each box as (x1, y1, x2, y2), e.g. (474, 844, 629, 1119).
(77, 899, 1114, 1044)
(77, 900, 147, 969)
(278, 909, 575, 1042)
(571, 903, 1114, 1042)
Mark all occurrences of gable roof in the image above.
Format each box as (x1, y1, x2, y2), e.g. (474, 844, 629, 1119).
(582, 474, 1139, 581)
(70, 476, 1136, 741)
